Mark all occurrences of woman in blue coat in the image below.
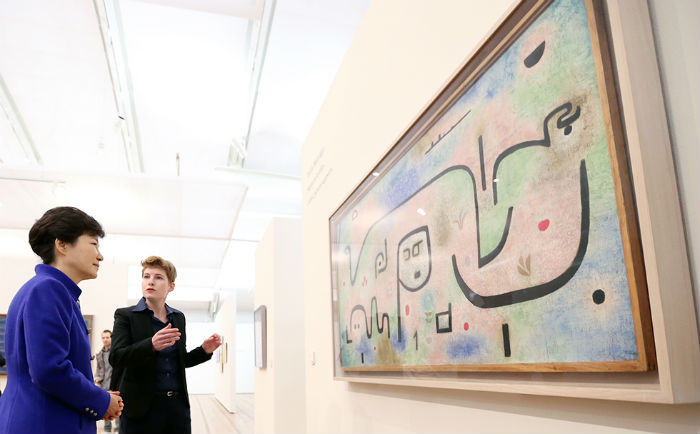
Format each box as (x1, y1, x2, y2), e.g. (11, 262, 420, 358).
(0, 207, 123, 434)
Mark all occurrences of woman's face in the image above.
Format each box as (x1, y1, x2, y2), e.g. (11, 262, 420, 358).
(61, 234, 103, 281)
(142, 266, 174, 303)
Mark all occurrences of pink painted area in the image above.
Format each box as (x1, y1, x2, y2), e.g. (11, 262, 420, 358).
(405, 305, 410, 316)
(458, 164, 582, 297)
(464, 322, 470, 331)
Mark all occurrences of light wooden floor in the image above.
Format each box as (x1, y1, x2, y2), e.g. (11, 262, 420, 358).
(96, 394, 254, 434)
(191, 394, 254, 434)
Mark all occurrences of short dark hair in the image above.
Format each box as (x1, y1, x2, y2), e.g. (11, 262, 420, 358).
(28, 207, 105, 264)
(102, 330, 112, 335)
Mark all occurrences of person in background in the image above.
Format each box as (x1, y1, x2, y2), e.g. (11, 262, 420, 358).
(0, 206, 123, 434)
(110, 255, 222, 434)
(95, 330, 118, 432)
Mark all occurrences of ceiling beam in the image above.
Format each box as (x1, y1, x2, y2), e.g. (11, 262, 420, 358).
(0, 73, 42, 165)
(215, 165, 301, 181)
(227, 0, 277, 168)
(92, 0, 144, 173)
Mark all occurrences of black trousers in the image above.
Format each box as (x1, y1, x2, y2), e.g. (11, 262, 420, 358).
(120, 394, 191, 434)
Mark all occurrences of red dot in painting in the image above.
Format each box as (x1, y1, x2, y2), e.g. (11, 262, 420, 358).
(374, 346, 377, 351)
(538, 219, 550, 231)
(405, 305, 410, 315)
(463, 322, 469, 331)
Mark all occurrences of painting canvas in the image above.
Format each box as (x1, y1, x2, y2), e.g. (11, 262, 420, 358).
(329, 0, 654, 372)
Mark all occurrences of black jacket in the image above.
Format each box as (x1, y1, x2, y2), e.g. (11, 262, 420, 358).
(109, 305, 212, 419)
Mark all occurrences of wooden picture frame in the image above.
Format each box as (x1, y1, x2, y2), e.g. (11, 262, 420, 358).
(254, 305, 267, 369)
(0, 314, 6, 376)
(329, 0, 656, 373)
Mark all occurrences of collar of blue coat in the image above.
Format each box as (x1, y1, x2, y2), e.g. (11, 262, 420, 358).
(35, 264, 82, 301)
(132, 297, 181, 314)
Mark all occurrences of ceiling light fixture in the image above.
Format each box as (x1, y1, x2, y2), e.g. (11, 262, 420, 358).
(0, 73, 42, 165)
(231, 0, 277, 169)
(92, 0, 144, 173)
(227, 137, 248, 168)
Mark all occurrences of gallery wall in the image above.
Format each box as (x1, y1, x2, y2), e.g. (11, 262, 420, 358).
(236, 311, 255, 394)
(254, 218, 305, 433)
(300, 0, 700, 432)
(214, 296, 237, 411)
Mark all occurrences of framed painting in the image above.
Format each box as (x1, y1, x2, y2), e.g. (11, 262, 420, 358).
(0, 314, 6, 375)
(83, 315, 93, 351)
(329, 0, 655, 373)
(254, 305, 267, 369)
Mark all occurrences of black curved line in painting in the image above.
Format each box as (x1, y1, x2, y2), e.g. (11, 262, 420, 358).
(396, 226, 432, 292)
(478, 136, 487, 191)
(343, 165, 472, 286)
(524, 41, 545, 68)
(374, 239, 388, 278)
(453, 159, 590, 308)
(396, 226, 431, 342)
(348, 297, 392, 341)
(343, 101, 581, 287)
(343, 245, 358, 285)
(477, 206, 513, 268)
(492, 102, 581, 205)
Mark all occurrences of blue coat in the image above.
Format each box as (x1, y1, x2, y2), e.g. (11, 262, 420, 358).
(0, 265, 110, 434)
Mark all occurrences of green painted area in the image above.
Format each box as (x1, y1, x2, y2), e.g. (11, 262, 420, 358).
(478, 148, 538, 255)
(584, 136, 617, 210)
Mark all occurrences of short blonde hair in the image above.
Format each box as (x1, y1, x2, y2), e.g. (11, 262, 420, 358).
(141, 255, 177, 283)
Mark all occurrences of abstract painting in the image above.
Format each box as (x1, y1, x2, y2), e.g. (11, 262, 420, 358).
(329, 0, 654, 372)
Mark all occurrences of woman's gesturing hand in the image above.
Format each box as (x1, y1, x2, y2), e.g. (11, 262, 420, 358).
(202, 333, 223, 354)
(152, 323, 181, 351)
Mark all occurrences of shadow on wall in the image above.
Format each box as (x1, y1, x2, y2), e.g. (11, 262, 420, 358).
(346, 382, 700, 433)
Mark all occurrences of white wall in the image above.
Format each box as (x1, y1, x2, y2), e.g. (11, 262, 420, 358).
(299, 0, 700, 433)
(1, 257, 128, 390)
(236, 311, 255, 394)
(254, 217, 305, 433)
(185, 321, 218, 394)
(214, 295, 237, 411)
(647, 0, 700, 332)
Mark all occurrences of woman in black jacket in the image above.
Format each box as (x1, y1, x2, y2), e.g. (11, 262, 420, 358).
(110, 255, 221, 434)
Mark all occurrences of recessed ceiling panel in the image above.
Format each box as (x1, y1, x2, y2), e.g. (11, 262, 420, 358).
(120, 0, 251, 177)
(0, 170, 246, 241)
(103, 233, 228, 268)
(244, 0, 370, 176)
(0, 0, 128, 172)
(134, 0, 263, 19)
